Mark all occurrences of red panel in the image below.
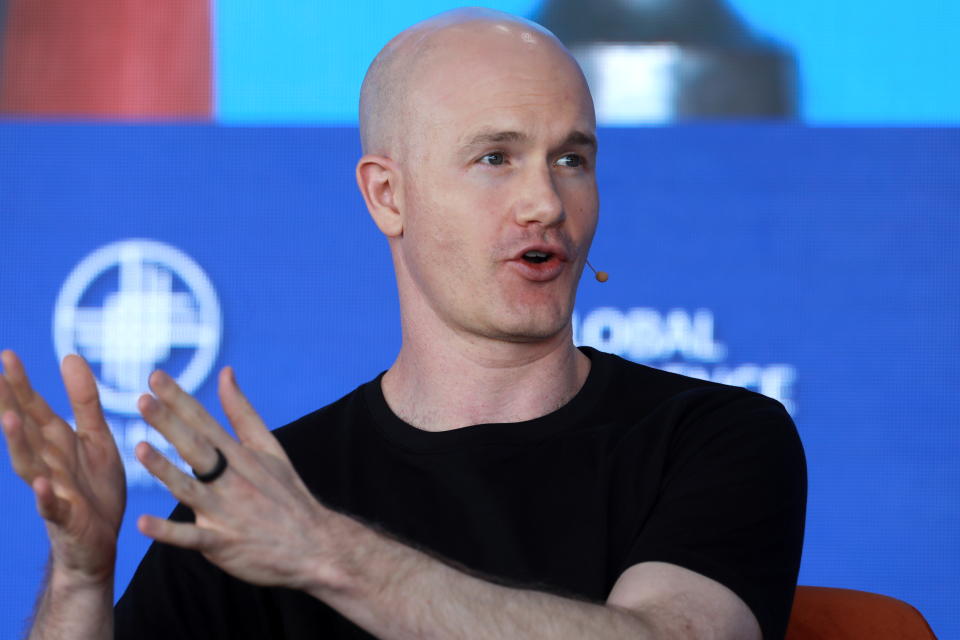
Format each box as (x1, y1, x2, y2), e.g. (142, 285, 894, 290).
(787, 587, 939, 640)
(0, 0, 211, 118)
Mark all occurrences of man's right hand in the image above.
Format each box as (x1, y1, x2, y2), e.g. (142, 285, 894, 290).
(0, 350, 125, 590)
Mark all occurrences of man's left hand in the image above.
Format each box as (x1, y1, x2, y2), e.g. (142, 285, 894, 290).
(135, 367, 355, 594)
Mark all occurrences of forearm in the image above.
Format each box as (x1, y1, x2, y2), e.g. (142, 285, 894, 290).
(27, 563, 113, 640)
(309, 518, 656, 640)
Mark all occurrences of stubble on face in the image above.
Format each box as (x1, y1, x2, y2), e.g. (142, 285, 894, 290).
(406, 158, 589, 343)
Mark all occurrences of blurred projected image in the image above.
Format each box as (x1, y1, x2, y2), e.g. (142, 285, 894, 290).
(0, 0, 792, 123)
(0, 0, 210, 118)
(2, 0, 956, 124)
(535, 0, 795, 124)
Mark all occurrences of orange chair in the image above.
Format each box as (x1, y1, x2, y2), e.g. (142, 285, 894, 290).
(786, 586, 938, 639)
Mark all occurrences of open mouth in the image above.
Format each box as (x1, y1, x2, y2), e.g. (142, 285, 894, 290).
(511, 247, 566, 281)
(522, 250, 552, 264)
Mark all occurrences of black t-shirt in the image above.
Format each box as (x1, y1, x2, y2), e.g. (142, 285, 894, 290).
(115, 347, 806, 639)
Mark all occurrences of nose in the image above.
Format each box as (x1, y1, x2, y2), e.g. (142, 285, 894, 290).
(514, 164, 565, 228)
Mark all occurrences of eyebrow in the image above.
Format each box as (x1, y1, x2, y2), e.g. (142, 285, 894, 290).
(562, 131, 598, 152)
(460, 129, 598, 152)
(463, 130, 528, 148)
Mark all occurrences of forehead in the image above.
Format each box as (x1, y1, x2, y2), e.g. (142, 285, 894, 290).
(406, 27, 595, 144)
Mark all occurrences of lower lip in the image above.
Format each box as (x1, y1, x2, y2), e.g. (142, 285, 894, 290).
(507, 258, 566, 282)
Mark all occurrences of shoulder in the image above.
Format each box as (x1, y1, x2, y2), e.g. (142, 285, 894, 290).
(585, 348, 804, 488)
(587, 347, 794, 434)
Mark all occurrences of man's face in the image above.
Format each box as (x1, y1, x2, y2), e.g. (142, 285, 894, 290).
(394, 27, 599, 343)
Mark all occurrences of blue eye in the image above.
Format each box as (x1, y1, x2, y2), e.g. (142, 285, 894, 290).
(480, 152, 505, 165)
(556, 154, 583, 168)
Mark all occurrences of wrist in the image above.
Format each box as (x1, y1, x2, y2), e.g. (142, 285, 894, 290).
(301, 512, 388, 600)
(44, 521, 119, 588)
(31, 558, 114, 640)
(48, 558, 115, 594)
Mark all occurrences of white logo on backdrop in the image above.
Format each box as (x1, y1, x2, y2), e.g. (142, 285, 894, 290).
(53, 239, 222, 486)
(574, 307, 797, 415)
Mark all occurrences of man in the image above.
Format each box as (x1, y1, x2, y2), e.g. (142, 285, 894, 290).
(0, 8, 805, 639)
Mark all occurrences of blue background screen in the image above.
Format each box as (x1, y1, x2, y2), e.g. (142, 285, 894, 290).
(1, 124, 957, 636)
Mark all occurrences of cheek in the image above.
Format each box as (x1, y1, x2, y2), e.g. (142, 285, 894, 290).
(414, 174, 504, 247)
(402, 160, 522, 278)
(402, 185, 474, 285)
(559, 179, 599, 225)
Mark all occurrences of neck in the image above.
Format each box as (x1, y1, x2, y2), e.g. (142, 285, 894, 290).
(382, 324, 590, 431)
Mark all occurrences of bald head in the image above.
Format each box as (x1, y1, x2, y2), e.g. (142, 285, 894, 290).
(359, 8, 589, 157)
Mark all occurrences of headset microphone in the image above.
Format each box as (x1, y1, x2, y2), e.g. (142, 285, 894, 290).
(586, 259, 608, 283)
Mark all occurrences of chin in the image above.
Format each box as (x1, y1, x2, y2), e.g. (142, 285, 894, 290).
(485, 306, 572, 343)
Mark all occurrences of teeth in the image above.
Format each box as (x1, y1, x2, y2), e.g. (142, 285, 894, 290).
(525, 250, 549, 258)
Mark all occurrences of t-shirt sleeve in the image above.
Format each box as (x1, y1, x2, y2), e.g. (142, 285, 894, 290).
(617, 390, 807, 640)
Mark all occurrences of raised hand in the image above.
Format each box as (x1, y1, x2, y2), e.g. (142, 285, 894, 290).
(0, 351, 126, 586)
(133, 367, 355, 593)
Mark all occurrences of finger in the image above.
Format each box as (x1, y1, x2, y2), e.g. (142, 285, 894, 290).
(0, 357, 72, 462)
(1, 408, 45, 482)
(135, 440, 218, 511)
(0, 369, 23, 417)
(149, 370, 233, 449)
(3, 404, 76, 500)
(61, 355, 110, 437)
(137, 514, 219, 551)
(138, 393, 223, 476)
(218, 367, 283, 455)
(0, 368, 44, 455)
(33, 475, 71, 524)
(1, 350, 56, 426)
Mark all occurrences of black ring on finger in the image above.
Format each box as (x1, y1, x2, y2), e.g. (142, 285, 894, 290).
(192, 447, 228, 483)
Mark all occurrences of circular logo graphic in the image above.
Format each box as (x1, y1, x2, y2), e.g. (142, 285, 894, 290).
(53, 239, 222, 415)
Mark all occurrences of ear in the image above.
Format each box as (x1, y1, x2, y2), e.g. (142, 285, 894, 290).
(356, 155, 403, 237)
